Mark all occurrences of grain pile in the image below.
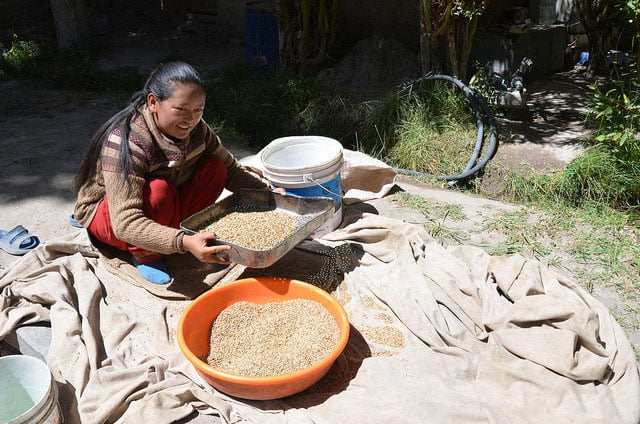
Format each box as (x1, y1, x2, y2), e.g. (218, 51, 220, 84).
(204, 299, 341, 376)
(202, 207, 299, 250)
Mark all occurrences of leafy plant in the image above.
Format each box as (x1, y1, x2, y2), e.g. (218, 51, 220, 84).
(0, 36, 42, 78)
(588, 79, 640, 163)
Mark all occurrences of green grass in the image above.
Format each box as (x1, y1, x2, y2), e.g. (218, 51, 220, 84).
(481, 209, 552, 257)
(486, 205, 639, 296)
(556, 146, 640, 208)
(377, 80, 485, 177)
(392, 192, 469, 244)
(394, 186, 639, 304)
(388, 107, 479, 176)
(488, 164, 559, 204)
(393, 192, 467, 221)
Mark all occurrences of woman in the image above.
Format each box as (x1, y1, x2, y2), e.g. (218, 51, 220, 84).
(73, 61, 271, 284)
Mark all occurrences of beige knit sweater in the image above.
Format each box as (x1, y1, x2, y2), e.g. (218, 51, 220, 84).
(74, 106, 267, 255)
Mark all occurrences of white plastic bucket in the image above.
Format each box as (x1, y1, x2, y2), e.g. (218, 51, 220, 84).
(0, 355, 62, 424)
(260, 136, 343, 235)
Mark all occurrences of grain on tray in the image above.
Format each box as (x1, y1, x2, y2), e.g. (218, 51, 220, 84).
(204, 299, 341, 377)
(201, 207, 299, 250)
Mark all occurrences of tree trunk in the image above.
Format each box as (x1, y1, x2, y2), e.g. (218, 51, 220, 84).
(419, 1, 480, 81)
(49, 0, 90, 51)
(585, 29, 608, 79)
(298, 0, 312, 70)
(575, 0, 616, 78)
(446, 28, 458, 77)
(276, 0, 340, 72)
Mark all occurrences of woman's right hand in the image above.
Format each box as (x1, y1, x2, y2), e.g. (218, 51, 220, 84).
(182, 232, 232, 264)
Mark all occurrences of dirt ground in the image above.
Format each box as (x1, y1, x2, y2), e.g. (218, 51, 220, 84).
(0, 16, 637, 355)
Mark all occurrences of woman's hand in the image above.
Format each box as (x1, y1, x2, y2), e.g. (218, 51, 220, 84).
(182, 232, 232, 264)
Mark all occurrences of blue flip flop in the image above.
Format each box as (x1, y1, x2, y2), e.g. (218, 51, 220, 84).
(0, 225, 40, 255)
(69, 214, 83, 228)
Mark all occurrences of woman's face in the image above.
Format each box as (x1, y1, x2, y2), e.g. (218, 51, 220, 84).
(148, 82, 205, 141)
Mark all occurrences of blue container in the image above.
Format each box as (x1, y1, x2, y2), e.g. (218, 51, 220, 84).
(279, 174, 342, 206)
(260, 136, 344, 236)
(245, 1, 279, 75)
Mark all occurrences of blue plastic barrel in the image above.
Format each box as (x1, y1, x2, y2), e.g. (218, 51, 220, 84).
(245, 1, 279, 75)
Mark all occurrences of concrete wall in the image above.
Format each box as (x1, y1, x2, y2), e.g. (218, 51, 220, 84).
(470, 25, 568, 78)
(470, 0, 579, 77)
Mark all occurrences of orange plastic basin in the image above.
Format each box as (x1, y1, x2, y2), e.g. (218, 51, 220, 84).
(177, 277, 350, 400)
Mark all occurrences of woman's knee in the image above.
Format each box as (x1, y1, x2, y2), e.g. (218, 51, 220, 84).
(200, 155, 228, 182)
(144, 178, 178, 220)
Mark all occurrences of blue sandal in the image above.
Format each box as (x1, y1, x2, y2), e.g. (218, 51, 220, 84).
(0, 225, 40, 255)
(132, 257, 172, 285)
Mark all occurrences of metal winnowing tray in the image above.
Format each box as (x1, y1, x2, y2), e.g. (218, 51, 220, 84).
(180, 189, 335, 268)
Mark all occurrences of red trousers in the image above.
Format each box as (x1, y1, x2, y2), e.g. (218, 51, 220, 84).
(88, 156, 227, 262)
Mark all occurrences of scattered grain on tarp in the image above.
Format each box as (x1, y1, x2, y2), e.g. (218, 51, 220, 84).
(335, 280, 352, 306)
(376, 313, 393, 324)
(362, 326, 405, 349)
(362, 293, 387, 311)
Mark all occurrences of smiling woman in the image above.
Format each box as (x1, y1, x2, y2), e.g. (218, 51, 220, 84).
(148, 81, 205, 141)
(71, 61, 276, 285)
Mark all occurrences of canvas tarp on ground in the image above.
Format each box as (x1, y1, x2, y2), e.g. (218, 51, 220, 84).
(1, 151, 639, 423)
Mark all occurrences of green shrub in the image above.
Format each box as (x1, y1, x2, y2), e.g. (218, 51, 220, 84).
(0, 36, 42, 78)
(557, 146, 640, 207)
(587, 79, 640, 163)
(205, 62, 321, 149)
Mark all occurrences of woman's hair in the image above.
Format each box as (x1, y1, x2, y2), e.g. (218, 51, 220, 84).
(73, 61, 205, 192)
